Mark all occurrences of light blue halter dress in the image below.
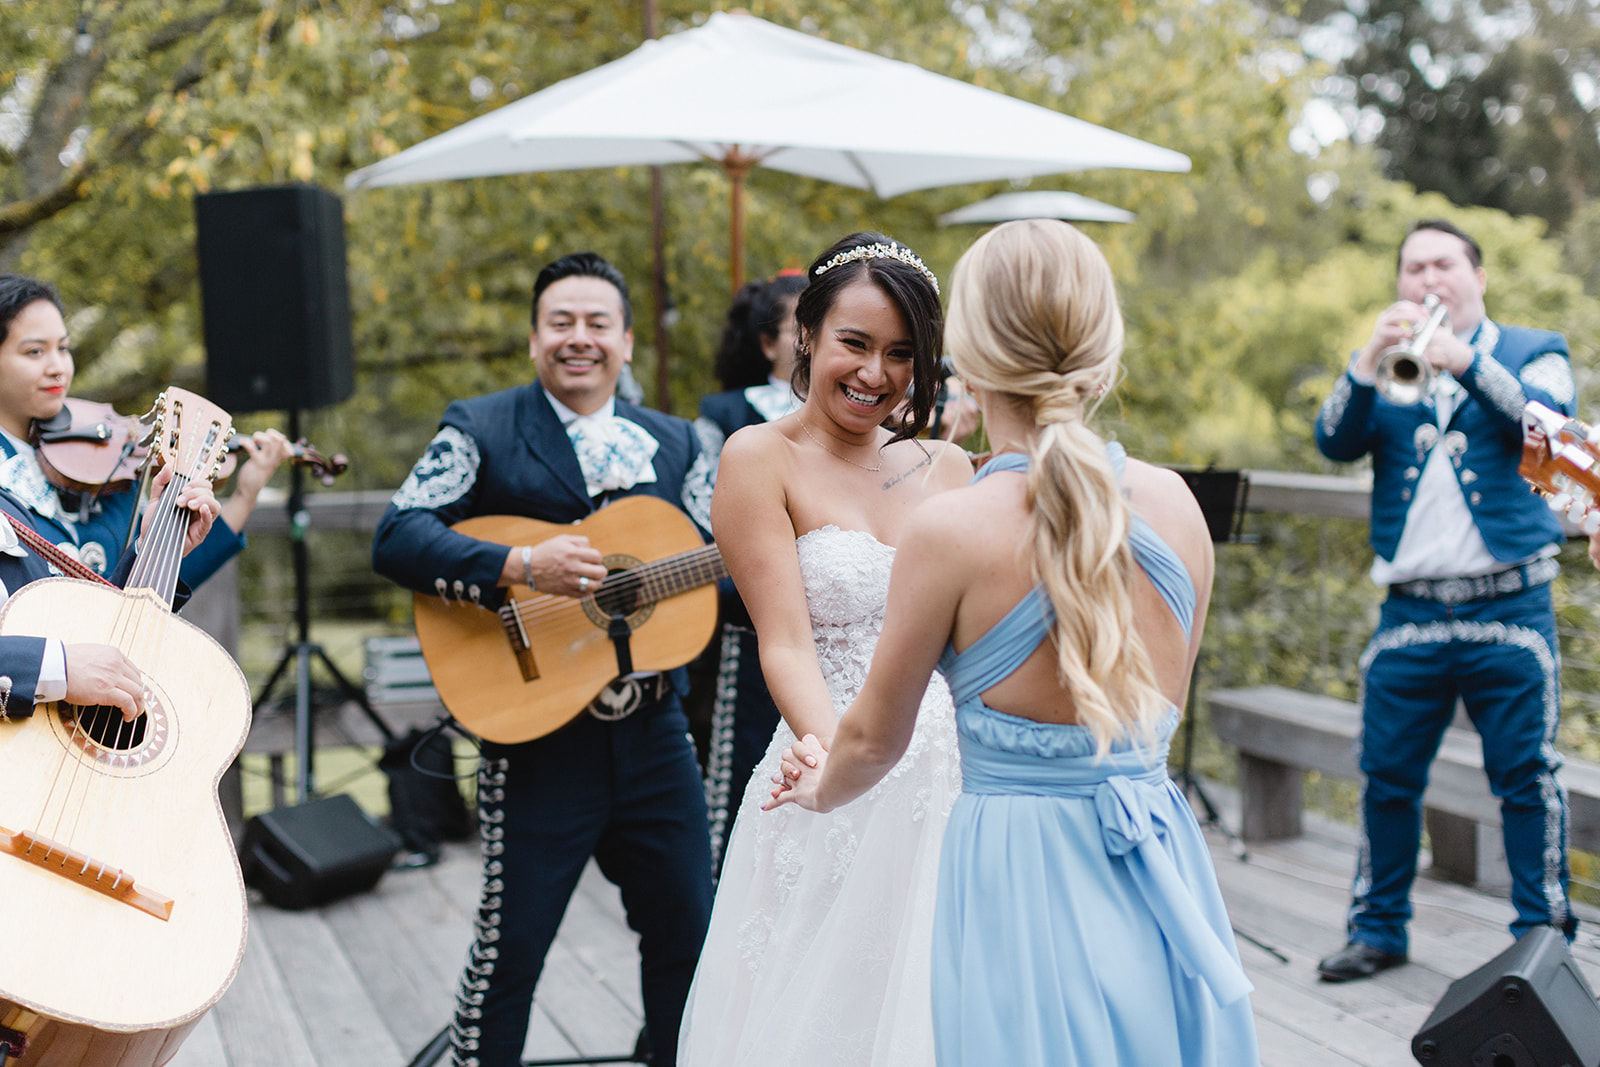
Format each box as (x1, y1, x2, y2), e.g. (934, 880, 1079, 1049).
(931, 449, 1259, 1066)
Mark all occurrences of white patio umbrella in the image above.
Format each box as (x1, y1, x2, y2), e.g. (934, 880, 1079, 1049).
(940, 190, 1136, 226)
(346, 11, 1187, 289)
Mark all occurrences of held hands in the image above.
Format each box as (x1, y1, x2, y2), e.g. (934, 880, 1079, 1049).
(500, 534, 607, 597)
(1357, 300, 1471, 380)
(64, 643, 151, 722)
(142, 466, 221, 556)
(762, 732, 831, 813)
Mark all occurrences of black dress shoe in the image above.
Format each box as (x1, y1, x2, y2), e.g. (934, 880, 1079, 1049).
(1316, 941, 1407, 982)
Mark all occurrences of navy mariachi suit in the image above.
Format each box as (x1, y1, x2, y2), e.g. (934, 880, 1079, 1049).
(1316, 320, 1577, 954)
(693, 385, 794, 875)
(373, 382, 714, 1067)
(0, 432, 138, 579)
(0, 489, 76, 716)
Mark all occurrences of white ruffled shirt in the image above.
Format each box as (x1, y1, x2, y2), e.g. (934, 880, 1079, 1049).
(545, 394, 660, 497)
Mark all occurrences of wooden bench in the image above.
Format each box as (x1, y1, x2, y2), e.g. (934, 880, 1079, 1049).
(1207, 685, 1600, 891)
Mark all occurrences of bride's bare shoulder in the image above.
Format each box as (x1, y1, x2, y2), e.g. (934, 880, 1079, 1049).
(723, 420, 798, 467)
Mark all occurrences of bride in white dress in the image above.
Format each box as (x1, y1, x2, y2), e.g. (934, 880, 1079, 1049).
(678, 233, 972, 1065)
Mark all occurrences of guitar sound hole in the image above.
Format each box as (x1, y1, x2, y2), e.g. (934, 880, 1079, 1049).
(71, 705, 148, 750)
(593, 570, 640, 618)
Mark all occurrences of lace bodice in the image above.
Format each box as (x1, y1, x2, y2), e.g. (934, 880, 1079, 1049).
(757, 525, 959, 807)
(796, 525, 895, 711)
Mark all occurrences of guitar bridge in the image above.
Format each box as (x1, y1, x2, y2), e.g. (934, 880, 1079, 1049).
(499, 598, 541, 683)
(0, 826, 173, 921)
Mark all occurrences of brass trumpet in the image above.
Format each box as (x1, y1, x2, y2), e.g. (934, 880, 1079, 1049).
(1375, 294, 1450, 406)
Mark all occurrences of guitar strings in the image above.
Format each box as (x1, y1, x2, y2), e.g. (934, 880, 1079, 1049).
(504, 546, 725, 627)
(32, 417, 217, 862)
(504, 554, 722, 625)
(46, 467, 189, 854)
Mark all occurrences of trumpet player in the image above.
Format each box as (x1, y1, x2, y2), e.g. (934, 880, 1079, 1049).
(1313, 219, 1577, 983)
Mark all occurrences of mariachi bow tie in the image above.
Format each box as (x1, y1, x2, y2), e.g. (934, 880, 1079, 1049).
(566, 415, 659, 497)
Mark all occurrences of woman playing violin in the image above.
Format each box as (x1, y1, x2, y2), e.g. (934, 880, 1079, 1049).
(0, 274, 291, 587)
(0, 274, 222, 720)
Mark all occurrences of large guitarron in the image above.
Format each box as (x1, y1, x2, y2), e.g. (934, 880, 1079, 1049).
(0, 388, 250, 1065)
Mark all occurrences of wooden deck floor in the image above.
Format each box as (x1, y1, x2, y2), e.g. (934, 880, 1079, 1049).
(169, 787, 1600, 1067)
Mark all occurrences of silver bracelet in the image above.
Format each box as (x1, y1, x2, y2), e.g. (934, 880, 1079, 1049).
(521, 544, 534, 589)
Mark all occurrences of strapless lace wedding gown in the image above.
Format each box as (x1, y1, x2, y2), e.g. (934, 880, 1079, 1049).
(677, 526, 961, 1065)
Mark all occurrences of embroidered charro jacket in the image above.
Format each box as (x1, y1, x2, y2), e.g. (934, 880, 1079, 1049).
(1315, 320, 1574, 563)
(697, 383, 798, 446)
(0, 433, 138, 577)
(373, 381, 712, 609)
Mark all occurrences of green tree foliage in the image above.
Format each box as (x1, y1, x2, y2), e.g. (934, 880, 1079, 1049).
(1295, 0, 1600, 232)
(6, 0, 1596, 481)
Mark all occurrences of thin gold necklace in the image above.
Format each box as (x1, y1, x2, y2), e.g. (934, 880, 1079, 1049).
(799, 420, 883, 472)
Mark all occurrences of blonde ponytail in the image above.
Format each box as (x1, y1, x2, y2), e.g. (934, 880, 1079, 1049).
(947, 220, 1168, 755)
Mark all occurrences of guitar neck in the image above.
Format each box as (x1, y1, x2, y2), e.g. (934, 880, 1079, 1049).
(616, 544, 726, 606)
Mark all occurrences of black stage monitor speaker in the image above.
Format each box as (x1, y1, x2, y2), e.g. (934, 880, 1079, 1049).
(1412, 926, 1600, 1065)
(241, 793, 401, 910)
(195, 184, 354, 413)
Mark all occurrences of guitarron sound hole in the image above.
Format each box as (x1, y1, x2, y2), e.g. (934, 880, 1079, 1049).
(70, 704, 148, 750)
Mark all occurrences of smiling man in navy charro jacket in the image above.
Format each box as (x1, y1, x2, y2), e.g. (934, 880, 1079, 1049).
(373, 252, 715, 1066)
(1313, 219, 1577, 983)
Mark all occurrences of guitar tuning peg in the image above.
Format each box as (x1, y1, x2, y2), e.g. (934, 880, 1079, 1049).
(1550, 492, 1574, 513)
(1567, 501, 1589, 526)
(1582, 511, 1600, 536)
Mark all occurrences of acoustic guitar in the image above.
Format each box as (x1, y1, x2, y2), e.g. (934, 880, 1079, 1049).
(412, 495, 725, 744)
(1519, 400, 1600, 534)
(0, 388, 250, 1066)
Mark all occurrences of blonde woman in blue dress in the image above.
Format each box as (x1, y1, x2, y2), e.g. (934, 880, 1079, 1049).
(770, 219, 1260, 1065)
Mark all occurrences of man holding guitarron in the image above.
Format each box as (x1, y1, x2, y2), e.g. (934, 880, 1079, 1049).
(373, 251, 715, 1067)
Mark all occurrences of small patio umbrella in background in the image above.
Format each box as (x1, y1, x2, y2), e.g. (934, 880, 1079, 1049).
(346, 11, 1186, 291)
(939, 190, 1137, 226)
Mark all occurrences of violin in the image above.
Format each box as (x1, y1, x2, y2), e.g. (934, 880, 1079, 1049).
(31, 397, 349, 493)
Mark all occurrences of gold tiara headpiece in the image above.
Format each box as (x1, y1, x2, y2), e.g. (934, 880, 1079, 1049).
(813, 242, 939, 296)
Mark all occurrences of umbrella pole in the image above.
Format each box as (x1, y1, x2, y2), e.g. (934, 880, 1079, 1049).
(643, 0, 671, 413)
(651, 166, 670, 413)
(724, 153, 756, 292)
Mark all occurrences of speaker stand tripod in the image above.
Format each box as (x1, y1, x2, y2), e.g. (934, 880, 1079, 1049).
(253, 409, 395, 802)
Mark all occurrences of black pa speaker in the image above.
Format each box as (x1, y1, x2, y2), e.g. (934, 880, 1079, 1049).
(1412, 927, 1600, 1065)
(195, 184, 354, 413)
(240, 793, 401, 909)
